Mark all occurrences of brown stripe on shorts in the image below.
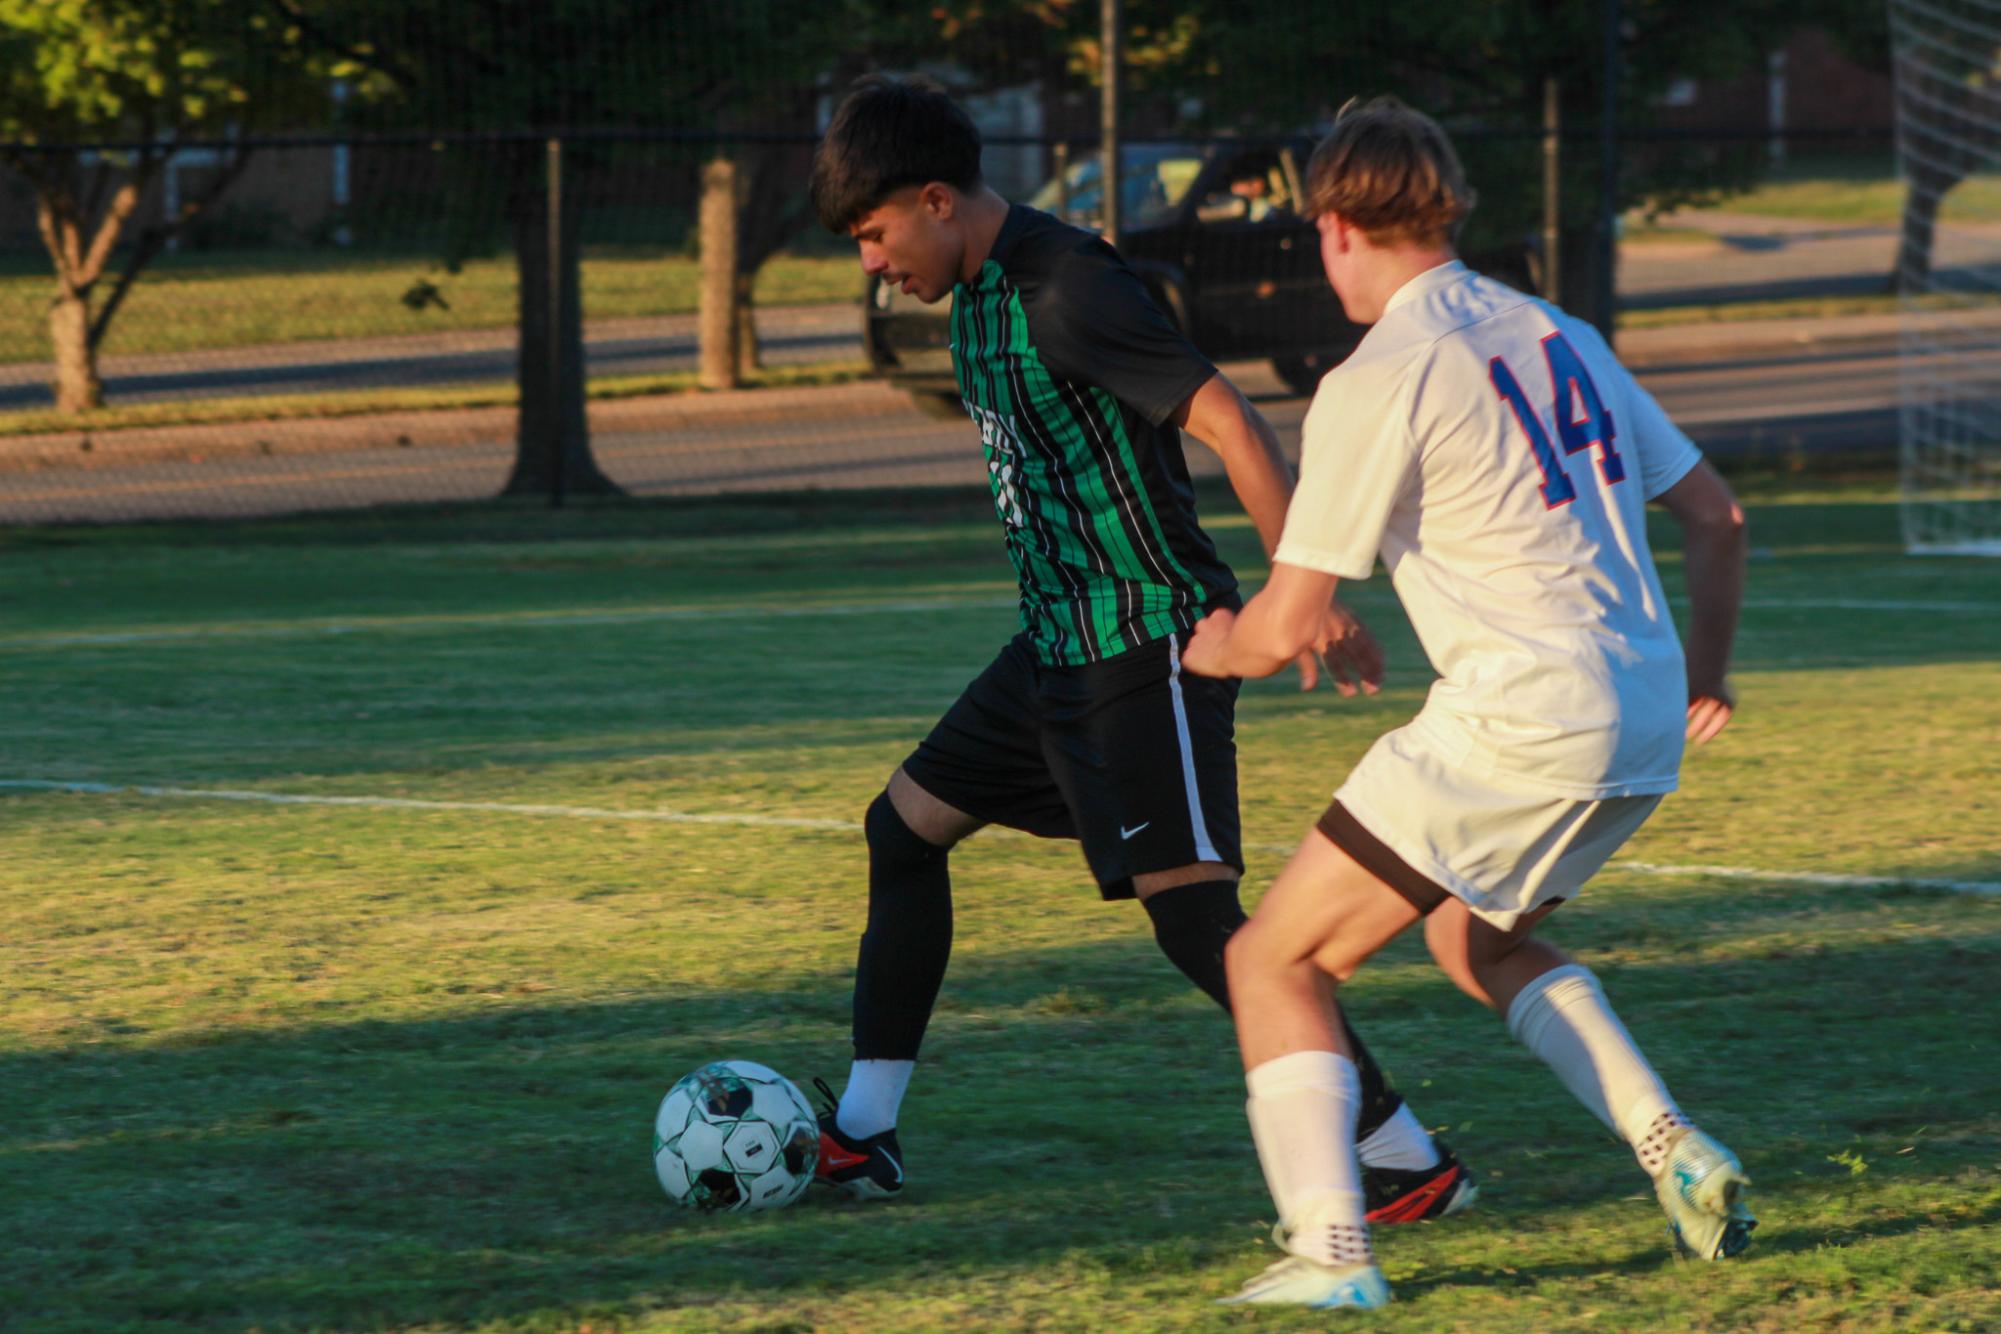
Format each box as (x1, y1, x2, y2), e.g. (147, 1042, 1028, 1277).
(1317, 800, 1453, 915)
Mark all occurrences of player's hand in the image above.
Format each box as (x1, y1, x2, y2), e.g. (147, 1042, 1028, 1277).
(1182, 608, 1237, 678)
(1299, 601, 1384, 696)
(1686, 681, 1735, 745)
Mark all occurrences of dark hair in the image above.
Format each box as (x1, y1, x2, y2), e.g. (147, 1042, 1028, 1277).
(810, 74, 984, 232)
(1303, 96, 1475, 246)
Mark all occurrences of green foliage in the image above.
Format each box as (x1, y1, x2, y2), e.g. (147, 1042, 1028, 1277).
(290, 0, 845, 131)
(866, 2, 1878, 247)
(0, 0, 328, 142)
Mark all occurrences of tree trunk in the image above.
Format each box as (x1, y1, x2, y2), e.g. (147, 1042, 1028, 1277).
(48, 287, 102, 413)
(699, 157, 741, 390)
(501, 143, 619, 498)
(734, 270, 760, 374)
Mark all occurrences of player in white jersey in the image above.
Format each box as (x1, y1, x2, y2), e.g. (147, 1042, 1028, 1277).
(1180, 98, 1755, 1309)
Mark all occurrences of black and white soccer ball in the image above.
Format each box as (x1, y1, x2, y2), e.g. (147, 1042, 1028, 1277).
(653, 1059, 820, 1212)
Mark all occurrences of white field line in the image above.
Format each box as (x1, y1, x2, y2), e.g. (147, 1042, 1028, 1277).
(0, 596, 1019, 649)
(2, 593, 1995, 651)
(0, 779, 850, 830)
(1740, 597, 1998, 613)
(5, 777, 1996, 897)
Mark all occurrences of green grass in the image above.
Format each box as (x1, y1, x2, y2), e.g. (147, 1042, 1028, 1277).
(0, 249, 860, 367)
(1651, 151, 2001, 227)
(3, 478, 1997, 1331)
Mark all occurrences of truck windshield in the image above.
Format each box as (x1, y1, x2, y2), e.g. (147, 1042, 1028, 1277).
(1026, 146, 1206, 230)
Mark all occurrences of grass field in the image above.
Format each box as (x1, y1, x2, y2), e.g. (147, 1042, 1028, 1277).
(1632, 151, 2001, 234)
(0, 250, 860, 369)
(3, 477, 1998, 1331)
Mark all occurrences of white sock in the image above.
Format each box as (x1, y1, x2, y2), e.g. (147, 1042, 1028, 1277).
(1244, 1050, 1373, 1267)
(836, 1059, 913, 1140)
(1357, 1103, 1441, 1172)
(1505, 963, 1684, 1175)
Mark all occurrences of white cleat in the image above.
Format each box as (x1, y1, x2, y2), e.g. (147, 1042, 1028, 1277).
(1219, 1256, 1392, 1309)
(1655, 1126, 1758, 1261)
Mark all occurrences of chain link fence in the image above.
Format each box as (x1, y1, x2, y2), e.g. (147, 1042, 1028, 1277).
(0, 7, 1919, 525)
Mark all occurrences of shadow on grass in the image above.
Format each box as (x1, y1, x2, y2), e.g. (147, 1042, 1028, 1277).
(2, 891, 1996, 1329)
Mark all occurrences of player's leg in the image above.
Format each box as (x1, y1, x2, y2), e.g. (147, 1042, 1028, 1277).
(840, 771, 980, 1128)
(1419, 798, 1756, 1260)
(1059, 630, 1468, 1218)
(1133, 867, 1463, 1207)
(1217, 828, 1417, 1308)
(819, 637, 1070, 1199)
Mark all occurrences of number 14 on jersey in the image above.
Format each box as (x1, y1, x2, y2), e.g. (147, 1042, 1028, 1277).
(1489, 331, 1626, 508)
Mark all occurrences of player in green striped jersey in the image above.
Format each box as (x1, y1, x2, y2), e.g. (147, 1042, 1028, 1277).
(802, 75, 1472, 1220)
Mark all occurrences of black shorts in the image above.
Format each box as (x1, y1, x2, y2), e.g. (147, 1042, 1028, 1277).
(901, 630, 1243, 899)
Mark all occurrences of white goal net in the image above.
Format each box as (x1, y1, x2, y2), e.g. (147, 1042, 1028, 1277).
(1892, 0, 2001, 554)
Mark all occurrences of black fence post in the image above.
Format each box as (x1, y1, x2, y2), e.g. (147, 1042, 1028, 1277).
(1597, 0, 1622, 340)
(1542, 76, 1561, 306)
(1100, 0, 1121, 248)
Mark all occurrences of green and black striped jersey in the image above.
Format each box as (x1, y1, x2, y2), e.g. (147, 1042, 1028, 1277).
(951, 205, 1239, 666)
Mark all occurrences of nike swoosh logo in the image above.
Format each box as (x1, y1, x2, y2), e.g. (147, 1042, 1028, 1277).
(1120, 822, 1150, 840)
(879, 1145, 903, 1184)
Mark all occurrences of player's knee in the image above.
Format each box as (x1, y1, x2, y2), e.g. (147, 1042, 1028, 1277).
(864, 789, 947, 870)
(1224, 916, 1281, 981)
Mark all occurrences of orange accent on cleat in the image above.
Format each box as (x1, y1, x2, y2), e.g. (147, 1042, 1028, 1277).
(1365, 1164, 1461, 1224)
(815, 1131, 870, 1177)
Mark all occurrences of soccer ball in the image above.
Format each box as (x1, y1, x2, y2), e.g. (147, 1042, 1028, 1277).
(653, 1059, 820, 1212)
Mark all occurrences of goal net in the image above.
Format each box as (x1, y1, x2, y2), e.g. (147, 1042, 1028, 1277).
(1892, 0, 2001, 554)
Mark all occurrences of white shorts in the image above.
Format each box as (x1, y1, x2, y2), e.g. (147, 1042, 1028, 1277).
(1324, 722, 1664, 930)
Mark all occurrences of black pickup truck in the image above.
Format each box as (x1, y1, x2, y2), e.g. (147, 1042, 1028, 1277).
(862, 141, 1367, 415)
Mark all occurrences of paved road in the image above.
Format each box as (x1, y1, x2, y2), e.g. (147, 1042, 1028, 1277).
(4, 324, 1971, 525)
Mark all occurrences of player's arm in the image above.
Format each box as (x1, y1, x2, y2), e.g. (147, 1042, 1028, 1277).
(1176, 374, 1383, 695)
(1175, 373, 1294, 557)
(1181, 560, 1343, 681)
(1654, 459, 1748, 744)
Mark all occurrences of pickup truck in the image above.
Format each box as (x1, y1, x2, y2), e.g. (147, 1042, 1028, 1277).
(861, 140, 1368, 415)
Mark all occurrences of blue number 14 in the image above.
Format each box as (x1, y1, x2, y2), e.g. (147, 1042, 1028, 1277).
(1488, 332, 1625, 509)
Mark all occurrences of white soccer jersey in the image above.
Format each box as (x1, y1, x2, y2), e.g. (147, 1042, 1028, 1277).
(1276, 261, 1703, 797)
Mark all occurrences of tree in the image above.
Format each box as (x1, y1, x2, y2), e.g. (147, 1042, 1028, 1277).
(0, 0, 328, 413)
(280, 0, 850, 497)
(870, 0, 1851, 314)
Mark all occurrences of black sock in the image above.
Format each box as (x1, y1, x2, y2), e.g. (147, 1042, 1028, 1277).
(1142, 879, 1407, 1138)
(851, 791, 953, 1060)
(1140, 879, 1243, 1009)
(1340, 1010, 1406, 1141)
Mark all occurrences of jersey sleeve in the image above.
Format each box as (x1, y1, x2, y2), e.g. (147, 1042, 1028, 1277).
(1620, 374, 1704, 500)
(1026, 244, 1218, 426)
(1566, 319, 1703, 501)
(1273, 371, 1419, 580)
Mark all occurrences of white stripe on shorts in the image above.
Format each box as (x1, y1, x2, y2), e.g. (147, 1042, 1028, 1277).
(1165, 635, 1221, 864)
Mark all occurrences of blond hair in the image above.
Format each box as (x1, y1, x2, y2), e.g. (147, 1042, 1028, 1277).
(1303, 96, 1475, 247)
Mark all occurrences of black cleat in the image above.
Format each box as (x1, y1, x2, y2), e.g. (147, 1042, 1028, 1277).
(1362, 1140, 1478, 1224)
(810, 1077, 905, 1200)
